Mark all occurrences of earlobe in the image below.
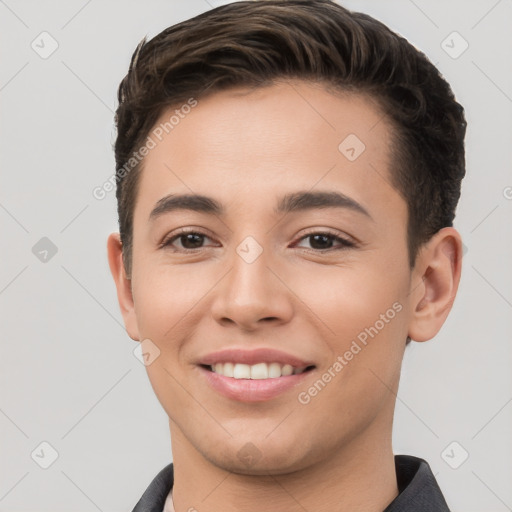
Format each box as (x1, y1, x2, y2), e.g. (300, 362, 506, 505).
(407, 227, 463, 343)
(107, 233, 140, 341)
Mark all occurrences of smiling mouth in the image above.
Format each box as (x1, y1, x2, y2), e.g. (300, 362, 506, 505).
(202, 362, 316, 379)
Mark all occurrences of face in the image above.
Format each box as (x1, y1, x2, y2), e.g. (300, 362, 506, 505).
(111, 81, 430, 474)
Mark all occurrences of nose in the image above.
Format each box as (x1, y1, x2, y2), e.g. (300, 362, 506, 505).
(210, 245, 294, 332)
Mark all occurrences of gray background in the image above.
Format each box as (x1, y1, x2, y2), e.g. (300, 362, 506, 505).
(1, 1, 511, 511)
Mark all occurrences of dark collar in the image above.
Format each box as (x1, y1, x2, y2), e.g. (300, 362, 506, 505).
(383, 455, 451, 511)
(132, 454, 450, 512)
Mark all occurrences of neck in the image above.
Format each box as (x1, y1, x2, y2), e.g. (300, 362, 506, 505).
(169, 412, 398, 512)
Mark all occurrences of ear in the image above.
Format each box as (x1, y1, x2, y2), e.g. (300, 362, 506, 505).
(107, 233, 140, 341)
(407, 227, 463, 342)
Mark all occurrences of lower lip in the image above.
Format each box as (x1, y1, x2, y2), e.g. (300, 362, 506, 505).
(199, 366, 313, 402)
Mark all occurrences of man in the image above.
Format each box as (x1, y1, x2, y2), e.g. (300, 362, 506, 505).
(107, 1, 466, 510)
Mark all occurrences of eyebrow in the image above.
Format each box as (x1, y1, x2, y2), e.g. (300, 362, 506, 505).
(149, 190, 373, 221)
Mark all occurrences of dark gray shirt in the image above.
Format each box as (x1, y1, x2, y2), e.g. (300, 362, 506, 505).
(132, 454, 451, 512)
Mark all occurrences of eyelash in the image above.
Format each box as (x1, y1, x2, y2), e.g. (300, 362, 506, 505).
(160, 228, 356, 253)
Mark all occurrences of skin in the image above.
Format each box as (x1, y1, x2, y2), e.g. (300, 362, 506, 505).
(108, 80, 463, 512)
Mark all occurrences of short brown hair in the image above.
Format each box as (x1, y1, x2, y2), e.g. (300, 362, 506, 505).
(114, 0, 467, 277)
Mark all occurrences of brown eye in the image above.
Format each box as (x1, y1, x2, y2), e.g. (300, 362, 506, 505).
(177, 233, 205, 249)
(162, 230, 216, 251)
(295, 232, 355, 251)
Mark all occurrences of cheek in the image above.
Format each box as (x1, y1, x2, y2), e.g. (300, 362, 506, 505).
(289, 261, 408, 407)
(290, 261, 406, 343)
(293, 279, 406, 442)
(132, 262, 214, 341)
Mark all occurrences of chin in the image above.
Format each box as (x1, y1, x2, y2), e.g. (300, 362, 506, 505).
(199, 435, 317, 476)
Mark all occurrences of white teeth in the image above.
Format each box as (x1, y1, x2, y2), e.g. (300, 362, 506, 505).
(281, 364, 293, 376)
(210, 362, 309, 379)
(250, 362, 268, 379)
(268, 362, 281, 378)
(223, 362, 234, 377)
(233, 363, 251, 379)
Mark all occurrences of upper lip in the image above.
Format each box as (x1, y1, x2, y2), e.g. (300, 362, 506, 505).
(198, 348, 314, 368)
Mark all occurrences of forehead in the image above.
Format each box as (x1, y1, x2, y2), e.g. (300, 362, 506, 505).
(134, 80, 403, 224)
